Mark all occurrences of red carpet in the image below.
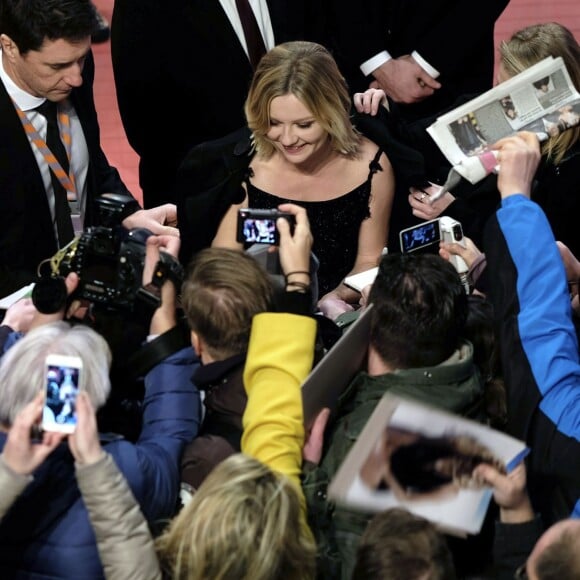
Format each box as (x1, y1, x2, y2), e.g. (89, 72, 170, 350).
(91, 0, 580, 207)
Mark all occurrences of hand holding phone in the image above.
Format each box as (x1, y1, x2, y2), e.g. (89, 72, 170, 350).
(68, 392, 104, 465)
(2, 392, 65, 475)
(42, 354, 83, 434)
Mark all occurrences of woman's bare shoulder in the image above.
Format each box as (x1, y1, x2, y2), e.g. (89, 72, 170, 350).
(358, 135, 388, 160)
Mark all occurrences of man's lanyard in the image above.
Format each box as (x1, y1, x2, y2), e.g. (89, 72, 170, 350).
(12, 99, 77, 201)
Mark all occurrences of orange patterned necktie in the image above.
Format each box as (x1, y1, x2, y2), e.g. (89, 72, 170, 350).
(35, 100, 75, 245)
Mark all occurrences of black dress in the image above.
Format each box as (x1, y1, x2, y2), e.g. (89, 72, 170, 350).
(531, 142, 580, 259)
(246, 148, 384, 297)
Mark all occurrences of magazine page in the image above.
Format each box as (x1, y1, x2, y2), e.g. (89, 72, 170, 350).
(301, 304, 372, 429)
(427, 56, 580, 184)
(327, 394, 529, 537)
(0, 283, 35, 310)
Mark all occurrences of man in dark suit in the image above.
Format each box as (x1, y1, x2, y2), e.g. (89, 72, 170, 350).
(325, 0, 509, 122)
(111, 0, 326, 208)
(0, 0, 178, 298)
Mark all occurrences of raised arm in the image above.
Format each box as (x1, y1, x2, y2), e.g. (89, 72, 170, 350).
(484, 132, 580, 519)
(242, 204, 317, 513)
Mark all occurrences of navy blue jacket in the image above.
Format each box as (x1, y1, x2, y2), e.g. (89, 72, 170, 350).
(0, 346, 201, 579)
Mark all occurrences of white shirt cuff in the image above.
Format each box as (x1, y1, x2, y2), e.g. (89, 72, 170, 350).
(360, 51, 392, 77)
(411, 51, 440, 78)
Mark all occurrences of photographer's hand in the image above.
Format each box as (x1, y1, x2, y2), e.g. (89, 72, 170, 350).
(143, 236, 180, 335)
(1, 392, 65, 476)
(122, 204, 179, 237)
(439, 236, 482, 269)
(276, 203, 313, 292)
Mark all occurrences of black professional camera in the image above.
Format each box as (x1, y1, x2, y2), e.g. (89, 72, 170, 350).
(42, 193, 183, 312)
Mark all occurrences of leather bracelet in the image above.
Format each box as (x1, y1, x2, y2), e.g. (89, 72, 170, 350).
(285, 280, 310, 293)
(284, 270, 311, 282)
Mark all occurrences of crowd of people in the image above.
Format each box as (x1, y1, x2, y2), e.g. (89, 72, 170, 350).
(0, 0, 579, 578)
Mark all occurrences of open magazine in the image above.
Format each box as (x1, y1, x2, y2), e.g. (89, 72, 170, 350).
(327, 394, 529, 537)
(427, 56, 580, 187)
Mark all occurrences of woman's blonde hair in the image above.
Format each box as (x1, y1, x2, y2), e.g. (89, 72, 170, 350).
(245, 40, 360, 159)
(499, 22, 580, 164)
(155, 454, 316, 580)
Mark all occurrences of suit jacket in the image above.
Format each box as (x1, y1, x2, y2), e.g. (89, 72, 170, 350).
(326, 0, 509, 120)
(111, 0, 326, 207)
(0, 51, 132, 298)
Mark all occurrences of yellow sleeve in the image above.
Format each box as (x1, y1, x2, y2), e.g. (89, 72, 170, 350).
(242, 312, 316, 493)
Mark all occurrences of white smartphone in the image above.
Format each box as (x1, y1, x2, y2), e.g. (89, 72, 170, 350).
(42, 354, 83, 434)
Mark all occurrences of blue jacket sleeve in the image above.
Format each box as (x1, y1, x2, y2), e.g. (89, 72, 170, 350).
(110, 345, 201, 522)
(493, 196, 580, 433)
(485, 194, 580, 518)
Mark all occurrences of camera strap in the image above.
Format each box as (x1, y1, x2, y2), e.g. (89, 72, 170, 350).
(127, 319, 191, 381)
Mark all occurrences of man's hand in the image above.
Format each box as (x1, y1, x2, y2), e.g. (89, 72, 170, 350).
(1, 298, 37, 333)
(473, 461, 534, 524)
(373, 56, 440, 104)
(122, 204, 179, 237)
(142, 235, 181, 335)
(1, 392, 65, 475)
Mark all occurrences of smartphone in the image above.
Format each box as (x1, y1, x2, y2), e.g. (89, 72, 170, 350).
(42, 354, 83, 433)
(399, 219, 441, 254)
(236, 208, 295, 245)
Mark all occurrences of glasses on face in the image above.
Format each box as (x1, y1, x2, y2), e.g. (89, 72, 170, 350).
(514, 563, 528, 579)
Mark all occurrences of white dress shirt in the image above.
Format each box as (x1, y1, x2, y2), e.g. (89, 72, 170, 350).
(0, 49, 90, 237)
(361, 50, 440, 79)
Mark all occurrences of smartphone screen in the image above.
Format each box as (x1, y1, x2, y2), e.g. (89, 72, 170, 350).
(42, 354, 83, 433)
(241, 217, 278, 244)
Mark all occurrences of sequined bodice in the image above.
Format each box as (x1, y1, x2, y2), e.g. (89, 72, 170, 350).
(246, 149, 383, 297)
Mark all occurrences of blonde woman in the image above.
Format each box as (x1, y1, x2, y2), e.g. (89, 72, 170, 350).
(211, 41, 395, 319)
